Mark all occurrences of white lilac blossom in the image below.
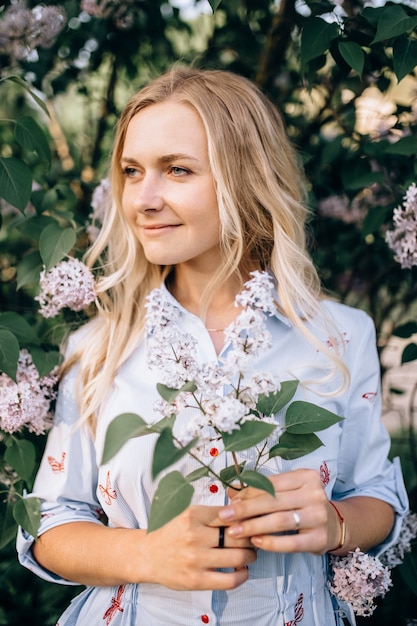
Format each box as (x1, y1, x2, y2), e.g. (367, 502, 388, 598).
(385, 183, 417, 269)
(0, 2, 66, 62)
(145, 271, 280, 448)
(86, 178, 111, 243)
(380, 512, 417, 568)
(0, 349, 58, 435)
(328, 548, 392, 617)
(36, 258, 96, 318)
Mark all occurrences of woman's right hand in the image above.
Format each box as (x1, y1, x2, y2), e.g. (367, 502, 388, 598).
(137, 504, 257, 590)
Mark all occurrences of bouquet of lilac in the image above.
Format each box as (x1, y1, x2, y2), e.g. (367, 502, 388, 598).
(102, 271, 343, 531)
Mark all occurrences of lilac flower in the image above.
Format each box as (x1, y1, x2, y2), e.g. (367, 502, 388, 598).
(0, 2, 66, 62)
(36, 258, 96, 318)
(0, 349, 58, 435)
(385, 183, 417, 269)
(145, 270, 280, 450)
(380, 512, 417, 568)
(86, 178, 111, 243)
(328, 548, 392, 616)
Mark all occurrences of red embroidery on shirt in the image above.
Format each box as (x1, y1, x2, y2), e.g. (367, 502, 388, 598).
(285, 593, 304, 625)
(47, 452, 66, 473)
(41, 512, 54, 520)
(362, 391, 377, 403)
(102, 585, 124, 624)
(325, 332, 349, 350)
(320, 461, 330, 486)
(99, 470, 117, 506)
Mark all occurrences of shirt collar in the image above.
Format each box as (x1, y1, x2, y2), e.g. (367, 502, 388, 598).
(159, 282, 292, 328)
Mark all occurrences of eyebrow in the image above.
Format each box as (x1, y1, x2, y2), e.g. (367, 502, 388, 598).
(121, 153, 200, 165)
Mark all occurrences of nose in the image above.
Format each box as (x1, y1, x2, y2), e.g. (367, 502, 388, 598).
(133, 171, 164, 213)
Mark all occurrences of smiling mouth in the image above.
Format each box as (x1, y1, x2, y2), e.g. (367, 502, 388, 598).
(141, 224, 181, 234)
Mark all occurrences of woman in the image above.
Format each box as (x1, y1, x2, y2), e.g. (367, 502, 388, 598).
(18, 67, 407, 625)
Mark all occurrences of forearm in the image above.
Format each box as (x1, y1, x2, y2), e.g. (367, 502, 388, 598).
(328, 495, 395, 555)
(32, 522, 147, 586)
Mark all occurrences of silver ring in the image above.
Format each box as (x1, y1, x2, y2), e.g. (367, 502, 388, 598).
(218, 526, 225, 548)
(292, 511, 301, 532)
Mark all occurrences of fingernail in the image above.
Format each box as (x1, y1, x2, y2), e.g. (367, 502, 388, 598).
(219, 506, 235, 521)
(227, 525, 243, 537)
(251, 537, 262, 547)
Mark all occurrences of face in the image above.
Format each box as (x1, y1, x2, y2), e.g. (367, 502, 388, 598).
(120, 101, 221, 271)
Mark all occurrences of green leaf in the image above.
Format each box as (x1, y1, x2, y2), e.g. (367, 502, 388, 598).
(14, 116, 51, 165)
(39, 223, 77, 272)
(151, 414, 176, 433)
(4, 75, 50, 117)
(101, 413, 150, 464)
(152, 428, 198, 479)
(219, 463, 246, 485)
(16, 250, 43, 289)
(0, 312, 40, 346)
(393, 322, 417, 338)
(301, 18, 339, 66)
(5, 439, 36, 485)
(338, 41, 365, 77)
(371, 5, 417, 44)
(12, 497, 42, 539)
(148, 471, 194, 532)
(285, 401, 343, 434)
(222, 420, 277, 452)
(0, 157, 32, 212)
(185, 466, 210, 482)
(256, 380, 299, 416)
(207, 0, 222, 9)
(384, 135, 417, 156)
(0, 500, 17, 550)
(239, 470, 275, 497)
(156, 380, 197, 403)
(361, 205, 393, 237)
(399, 550, 417, 595)
(269, 431, 323, 460)
(0, 329, 20, 381)
(16, 215, 56, 240)
(402, 343, 417, 364)
(341, 161, 384, 190)
(393, 36, 417, 83)
(29, 346, 61, 378)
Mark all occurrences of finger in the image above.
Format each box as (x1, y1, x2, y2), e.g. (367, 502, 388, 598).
(250, 527, 330, 555)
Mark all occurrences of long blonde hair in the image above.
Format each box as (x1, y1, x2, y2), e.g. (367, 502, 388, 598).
(66, 66, 347, 430)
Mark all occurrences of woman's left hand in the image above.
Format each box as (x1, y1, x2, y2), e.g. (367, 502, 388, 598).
(218, 468, 340, 555)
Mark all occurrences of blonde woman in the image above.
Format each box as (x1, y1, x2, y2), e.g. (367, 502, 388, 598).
(18, 68, 407, 626)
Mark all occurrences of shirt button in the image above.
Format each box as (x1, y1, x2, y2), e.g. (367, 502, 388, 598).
(201, 615, 210, 624)
(209, 484, 219, 494)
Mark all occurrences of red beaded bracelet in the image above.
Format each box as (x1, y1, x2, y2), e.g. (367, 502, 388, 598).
(328, 501, 346, 551)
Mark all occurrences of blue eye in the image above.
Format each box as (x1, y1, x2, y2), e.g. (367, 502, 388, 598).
(122, 166, 137, 178)
(171, 166, 189, 176)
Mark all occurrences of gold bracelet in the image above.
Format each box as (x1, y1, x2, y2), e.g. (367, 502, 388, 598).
(328, 501, 346, 551)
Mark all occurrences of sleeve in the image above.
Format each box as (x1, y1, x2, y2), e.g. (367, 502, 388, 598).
(332, 312, 409, 556)
(16, 331, 104, 584)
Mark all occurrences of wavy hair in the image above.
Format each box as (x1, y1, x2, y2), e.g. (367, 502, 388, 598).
(65, 66, 348, 431)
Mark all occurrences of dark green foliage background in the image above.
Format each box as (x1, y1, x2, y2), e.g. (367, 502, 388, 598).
(1, 0, 417, 623)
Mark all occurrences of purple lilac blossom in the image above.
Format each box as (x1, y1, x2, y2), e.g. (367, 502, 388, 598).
(0, 349, 58, 435)
(385, 183, 417, 269)
(36, 258, 96, 318)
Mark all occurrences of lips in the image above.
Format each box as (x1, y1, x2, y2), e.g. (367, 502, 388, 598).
(140, 223, 181, 236)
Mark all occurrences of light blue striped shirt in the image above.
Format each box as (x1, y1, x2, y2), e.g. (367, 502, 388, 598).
(17, 287, 408, 626)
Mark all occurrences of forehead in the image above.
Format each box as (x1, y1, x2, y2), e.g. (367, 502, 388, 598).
(122, 101, 208, 156)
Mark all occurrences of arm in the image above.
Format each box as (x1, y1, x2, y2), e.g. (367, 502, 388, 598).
(32, 505, 256, 590)
(218, 310, 405, 556)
